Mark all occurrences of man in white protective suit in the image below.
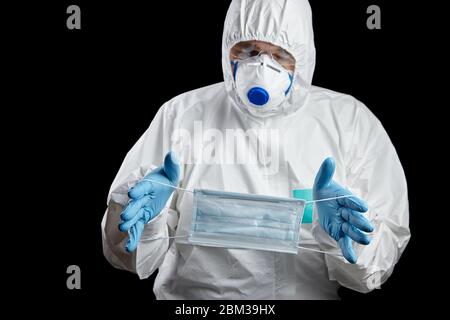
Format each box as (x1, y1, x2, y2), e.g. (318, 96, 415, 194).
(101, 0, 410, 299)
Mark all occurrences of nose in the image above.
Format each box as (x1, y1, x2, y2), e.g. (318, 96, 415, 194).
(247, 87, 269, 106)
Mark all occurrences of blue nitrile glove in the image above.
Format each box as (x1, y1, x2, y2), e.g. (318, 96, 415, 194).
(313, 157, 374, 263)
(119, 151, 180, 252)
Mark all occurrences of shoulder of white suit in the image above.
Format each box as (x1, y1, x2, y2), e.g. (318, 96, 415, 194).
(308, 85, 372, 113)
(158, 82, 229, 119)
(163, 82, 226, 108)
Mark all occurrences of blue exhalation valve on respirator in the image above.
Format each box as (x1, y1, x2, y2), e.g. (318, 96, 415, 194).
(247, 87, 270, 106)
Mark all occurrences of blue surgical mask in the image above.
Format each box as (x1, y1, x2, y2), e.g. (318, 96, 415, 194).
(189, 188, 305, 254)
(142, 179, 355, 257)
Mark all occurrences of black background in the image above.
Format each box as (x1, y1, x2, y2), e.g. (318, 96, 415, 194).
(7, 0, 438, 315)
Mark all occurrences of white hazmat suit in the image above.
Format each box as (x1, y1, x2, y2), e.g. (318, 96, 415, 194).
(101, 0, 410, 299)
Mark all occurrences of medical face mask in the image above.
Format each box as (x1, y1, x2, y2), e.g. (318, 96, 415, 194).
(142, 179, 356, 257)
(189, 189, 305, 254)
(232, 54, 294, 110)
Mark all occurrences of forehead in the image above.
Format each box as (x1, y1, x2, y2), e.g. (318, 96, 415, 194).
(232, 40, 285, 52)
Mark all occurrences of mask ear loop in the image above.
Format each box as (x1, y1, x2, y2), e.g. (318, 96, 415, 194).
(141, 234, 343, 259)
(296, 245, 343, 256)
(306, 194, 359, 204)
(140, 234, 189, 242)
(141, 178, 194, 193)
(141, 236, 345, 258)
(140, 179, 355, 258)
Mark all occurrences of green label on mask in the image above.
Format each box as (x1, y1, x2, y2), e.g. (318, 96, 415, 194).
(292, 189, 313, 224)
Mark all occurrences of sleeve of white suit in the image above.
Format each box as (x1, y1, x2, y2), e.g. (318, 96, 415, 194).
(313, 102, 411, 293)
(101, 103, 181, 279)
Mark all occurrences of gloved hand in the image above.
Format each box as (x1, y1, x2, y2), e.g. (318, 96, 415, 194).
(313, 157, 374, 263)
(119, 151, 180, 252)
